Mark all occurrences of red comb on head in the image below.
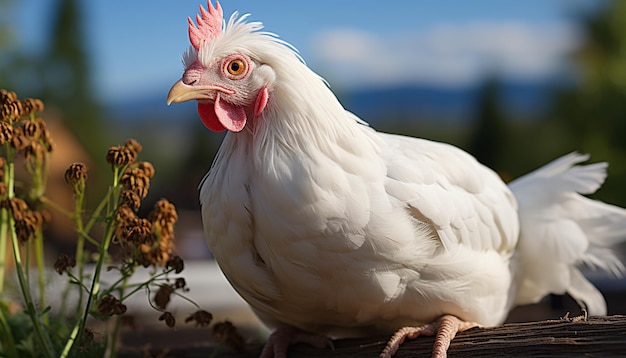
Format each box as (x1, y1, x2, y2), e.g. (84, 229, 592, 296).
(188, 1, 223, 50)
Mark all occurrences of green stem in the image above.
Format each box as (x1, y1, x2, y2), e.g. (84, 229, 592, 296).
(34, 227, 48, 325)
(6, 160, 55, 357)
(67, 272, 90, 294)
(107, 275, 129, 358)
(57, 274, 73, 321)
(118, 269, 172, 301)
(9, 221, 56, 357)
(62, 220, 117, 357)
(24, 239, 30, 289)
(78, 231, 99, 247)
(104, 266, 135, 297)
(29, 151, 49, 325)
(63, 166, 122, 357)
(0, 145, 11, 293)
(83, 189, 113, 234)
(0, 306, 18, 358)
(59, 323, 80, 358)
(106, 316, 122, 358)
(0, 208, 7, 294)
(73, 181, 86, 315)
(172, 290, 201, 309)
(83, 164, 125, 236)
(39, 196, 73, 218)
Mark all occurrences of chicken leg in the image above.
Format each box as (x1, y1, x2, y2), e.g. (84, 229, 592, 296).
(380, 315, 479, 358)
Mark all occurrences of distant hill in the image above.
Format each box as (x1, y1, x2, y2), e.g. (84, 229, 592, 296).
(106, 80, 556, 125)
(342, 81, 554, 124)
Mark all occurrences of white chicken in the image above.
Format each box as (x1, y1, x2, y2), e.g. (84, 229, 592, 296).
(167, 2, 626, 357)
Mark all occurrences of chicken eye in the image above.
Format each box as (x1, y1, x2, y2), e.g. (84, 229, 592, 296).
(227, 59, 246, 76)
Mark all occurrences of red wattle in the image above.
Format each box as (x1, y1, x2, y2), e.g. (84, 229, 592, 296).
(198, 102, 226, 132)
(213, 94, 246, 132)
(196, 93, 247, 133)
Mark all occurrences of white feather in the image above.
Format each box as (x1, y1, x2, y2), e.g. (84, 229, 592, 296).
(509, 153, 626, 314)
(197, 12, 626, 338)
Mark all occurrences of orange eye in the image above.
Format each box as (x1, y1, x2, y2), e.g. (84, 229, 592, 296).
(226, 59, 246, 76)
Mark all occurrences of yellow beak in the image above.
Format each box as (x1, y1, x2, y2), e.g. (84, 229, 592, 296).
(166, 80, 235, 105)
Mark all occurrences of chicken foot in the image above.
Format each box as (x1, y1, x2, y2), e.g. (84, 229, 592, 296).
(380, 314, 479, 358)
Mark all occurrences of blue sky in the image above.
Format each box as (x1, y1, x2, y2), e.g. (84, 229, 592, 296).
(11, 0, 604, 103)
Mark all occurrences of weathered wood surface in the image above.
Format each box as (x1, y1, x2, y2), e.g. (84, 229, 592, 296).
(119, 315, 626, 357)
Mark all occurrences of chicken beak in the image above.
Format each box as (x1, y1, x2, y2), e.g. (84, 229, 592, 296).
(167, 80, 204, 105)
(166, 80, 236, 105)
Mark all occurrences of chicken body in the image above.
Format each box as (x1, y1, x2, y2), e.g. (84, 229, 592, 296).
(168, 2, 626, 356)
(202, 121, 517, 335)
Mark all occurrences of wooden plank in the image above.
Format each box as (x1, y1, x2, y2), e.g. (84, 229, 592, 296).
(118, 315, 626, 357)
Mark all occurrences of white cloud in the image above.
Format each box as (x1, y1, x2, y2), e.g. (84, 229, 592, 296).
(310, 21, 581, 88)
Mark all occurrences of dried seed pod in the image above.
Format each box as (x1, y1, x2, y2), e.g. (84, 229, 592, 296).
(120, 167, 150, 199)
(0, 89, 18, 104)
(64, 162, 88, 186)
(137, 161, 155, 178)
(116, 204, 136, 223)
(10, 127, 28, 151)
(174, 277, 187, 290)
(120, 190, 142, 211)
(98, 294, 127, 316)
(166, 255, 184, 274)
(42, 129, 54, 152)
(23, 209, 46, 230)
(23, 140, 44, 160)
(0, 122, 13, 144)
(124, 139, 142, 154)
(138, 243, 167, 267)
(22, 120, 41, 138)
(14, 219, 35, 243)
(79, 328, 95, 352)
(21, 98, 44, 115)
(185, 310, 213, 327)
(106, 145, 136, 167)
(158, 312, 175, 328)
(54, 254, 77, 275)
(1, 95, 23, 121)
(2, 197, 29, 221)
(212, 321, 245, 351)
(149, 199, 178, 226)
(126, 218, 154, 245)
(154, 284, 174, 310)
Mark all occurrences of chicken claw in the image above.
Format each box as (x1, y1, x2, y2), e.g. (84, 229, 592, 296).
(260, 326, 334, 358)
(380, 315, 479, 358)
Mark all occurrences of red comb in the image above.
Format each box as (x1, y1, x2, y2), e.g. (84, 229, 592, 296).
(188, 1, 223, 50)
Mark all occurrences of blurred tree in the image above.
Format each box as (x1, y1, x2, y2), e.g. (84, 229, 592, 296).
(0, 0, 29, 89)
(466, 76, 509, 176)
(44, 0, 108, 158)
(1, 0, 107, 159)
(0, 0, 110, 197)
(551, 0, 626, 205)
(0, 0, 12, 77)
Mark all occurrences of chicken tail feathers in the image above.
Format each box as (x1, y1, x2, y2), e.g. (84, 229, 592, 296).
(508, 152, 626, 315)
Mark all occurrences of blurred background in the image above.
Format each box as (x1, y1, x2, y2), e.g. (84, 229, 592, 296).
(3, 0, 625, 210)
(2, 0, 626, 349)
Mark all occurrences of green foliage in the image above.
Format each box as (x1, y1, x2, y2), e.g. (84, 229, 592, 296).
(44, 0, 107, 157)
(0, 90, 210, 358)
(549, 0, 626, 205)
(466, 76, 509, 171)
